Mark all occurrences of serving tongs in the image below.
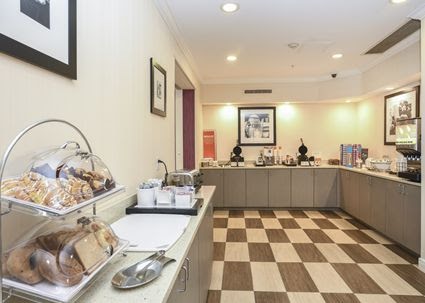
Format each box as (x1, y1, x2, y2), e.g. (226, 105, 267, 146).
(111, 250, 175, 289)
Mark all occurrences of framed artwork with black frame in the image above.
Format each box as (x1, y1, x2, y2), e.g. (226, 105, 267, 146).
(0, 0, 77, 79)
(384, 86, 420, 145)
(150, 58, 167, 117)
(238, 107, 276, 146)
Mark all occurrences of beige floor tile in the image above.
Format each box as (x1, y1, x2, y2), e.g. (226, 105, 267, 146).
(304, 263, 351, 293)
(329, 219, 358, 230)
(361, 230, 393, 244)
(221, 291, 255, 303)
(214, 210, 229, 218)
(214, 228, 227, 242)
(251, 262, 286, 291)
(274, 210, 292, 218)
(228, 218, 246, 228)
(360, 244, 409, 264)
(359, 264, 421, 295)
(210, 261, 224, 290)
(246, 229, 269, 243)
(304, 210, 326, 219)
(244, 210, 260, 218)
(285, 229, 313, 243)
(323, 229, 357, 244)
(355, 294, 397, 303)
(270, 243, 302, 262)
(287, 292, 326, 303)
(334, 210, 352, 219)
(315, 243, 355, 263)
(295, 218, 320, 229)
(225, 243, 250, 261)
(262, 218, 282, 229)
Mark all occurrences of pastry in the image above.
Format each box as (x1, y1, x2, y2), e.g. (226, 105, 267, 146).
(82, 220, 118, 249)
(6, 242, 43, 285)
(36, 229, 81, 252)
(73, 233, 107, 274)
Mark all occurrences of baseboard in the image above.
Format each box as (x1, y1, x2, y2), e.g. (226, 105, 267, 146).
(418, 258, 425, 272)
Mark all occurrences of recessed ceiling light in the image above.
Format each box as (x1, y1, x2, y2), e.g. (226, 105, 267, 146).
(386, 87, 395, 91)
(221, 3, 239, 13)
(345, 100, 351, 103)
(226, 55, 237, 62)
(390, 0, 407, 4)
(226, 102, 232, 106)
(332, 53, 343, 59)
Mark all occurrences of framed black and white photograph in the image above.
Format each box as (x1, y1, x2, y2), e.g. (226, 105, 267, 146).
(0, 0, 77, 79)
(238, 107, 276, 146)
(150, 58, 167, 117)
(384, 86, 420, 145)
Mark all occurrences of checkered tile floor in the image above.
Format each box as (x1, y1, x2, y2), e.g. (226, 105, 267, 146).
(208, 209, 425, 303)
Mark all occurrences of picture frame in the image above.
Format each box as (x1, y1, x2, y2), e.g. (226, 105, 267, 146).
(0, 0, 77, 79)
(384, 86, 420, 145)
(150, 58, 167, 117)
(238, 107, 276, 146)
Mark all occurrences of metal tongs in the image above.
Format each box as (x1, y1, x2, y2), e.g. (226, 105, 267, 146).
(111, 250, 175, 289)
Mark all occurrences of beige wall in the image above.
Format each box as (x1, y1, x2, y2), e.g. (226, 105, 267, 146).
(0, 0, 201, 246)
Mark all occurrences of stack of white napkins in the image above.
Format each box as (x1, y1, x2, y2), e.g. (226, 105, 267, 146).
(111, 214, 191, 252)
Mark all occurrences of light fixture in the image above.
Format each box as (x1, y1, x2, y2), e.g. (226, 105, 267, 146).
(221, 3, 239, 13)
(226, 55, 237, 62)
(226, 102, 232, 106)
(390, 0, 406, 4)
(386, 87, 395, 91)
(345, 100, 351, 103)
(332, 53, 343, 59)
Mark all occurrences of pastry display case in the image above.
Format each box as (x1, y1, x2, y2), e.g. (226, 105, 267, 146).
(0, 119, 128, 303)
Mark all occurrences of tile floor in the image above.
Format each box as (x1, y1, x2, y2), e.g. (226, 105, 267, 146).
(208, 209, 425, 303)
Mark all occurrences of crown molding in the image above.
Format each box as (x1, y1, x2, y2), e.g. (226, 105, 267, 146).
(409, 3, 425, 20)
(153, 0, 203, 84)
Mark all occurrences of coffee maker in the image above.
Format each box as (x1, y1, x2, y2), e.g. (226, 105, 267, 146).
(395, 117, 421, 182)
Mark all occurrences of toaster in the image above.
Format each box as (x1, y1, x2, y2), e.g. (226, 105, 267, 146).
(167, 169, 203, 193)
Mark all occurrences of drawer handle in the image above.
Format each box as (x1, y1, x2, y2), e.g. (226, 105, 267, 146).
(185, 257, 190, 280)
(178, 266, 188, 292)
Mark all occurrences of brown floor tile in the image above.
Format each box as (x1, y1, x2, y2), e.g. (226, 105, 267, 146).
(320, 211, 341, 219)
(279, 218, 301, 229)
(222, 262, 253, 290)
(293, 243, 327, 262)
(214, 242, 226, 261)
(343, 230, 378, 244)
(226, 229, 247, 242)
(313, 218, 338, 229)
(289, 210, 308, 218)
(265, 229, 290, 243)
(347, 219, 369, 230)
(338, 244, 381, 263)
(384, 245, 419, 264)
(391, 295, 425, 303)
(229, 210, 245, 218)
(304, 229, 334, 243)
(277, 262, 318, 292)
(332, 263, 385, 294)
(248, 243, 275, 262)
(259, 210, 276, 218)
(214, 218, 228, 228)
(254, 291, 290, 303)
(245, 218, 264, 229)
(207, 290, 221, 303)
(322, 293, 361, 303)
(387, 264, 425, 295)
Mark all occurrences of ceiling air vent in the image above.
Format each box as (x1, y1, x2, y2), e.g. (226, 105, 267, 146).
(244, 89, 272, 94)
(365, 19, 420, 54)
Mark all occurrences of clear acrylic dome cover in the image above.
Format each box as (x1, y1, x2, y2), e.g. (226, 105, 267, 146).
(3, 216, 119, 287)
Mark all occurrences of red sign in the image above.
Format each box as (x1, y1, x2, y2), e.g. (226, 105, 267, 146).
(203, 130, 216, 160)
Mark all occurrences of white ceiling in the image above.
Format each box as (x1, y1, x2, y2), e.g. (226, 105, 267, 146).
(158, 0, 424, 84)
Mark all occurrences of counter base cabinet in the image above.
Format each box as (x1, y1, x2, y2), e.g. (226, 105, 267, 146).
(370, 177, 387, 234)
(403, 185, 421, 253)
(223, 170, 246, 207)
(201, 170, 224, 207)
(246, 169, 269, 207)
(314, 169, 337, 207)
(198, 202, 213, 302)
(358, 175, 372, 226)
(269, 169, 291, 207)
(291, 169, 314, 207)
(386, 181, 404, 243)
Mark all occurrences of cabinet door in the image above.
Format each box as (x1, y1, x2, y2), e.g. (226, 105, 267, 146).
(385, 181, 404, 243)
(269, 169, 291, 207)
(246, 169, 269, 207)
(370, 177, 387, 233)
(346, 172, 359, 217)
(358, 175, 371, 225)
(339, 170, 350, 211)
(201, 169, 224, 207)
(314, 169, 337, 207)
(403, 184, 421, 254)
(291, 169, 314, 207)
(223, 170, 246, 207)
(198, 202, 213, 302)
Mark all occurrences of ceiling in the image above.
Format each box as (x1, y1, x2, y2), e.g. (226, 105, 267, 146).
(158, 0, 424, 84)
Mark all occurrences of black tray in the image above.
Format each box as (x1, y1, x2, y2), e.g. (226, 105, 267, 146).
(126, 198, 203, 216)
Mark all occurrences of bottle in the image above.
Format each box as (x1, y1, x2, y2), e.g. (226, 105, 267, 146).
(278, 146, 282, 165)
(273, 147, 278, 164)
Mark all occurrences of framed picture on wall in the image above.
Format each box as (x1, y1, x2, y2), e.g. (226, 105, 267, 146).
(0, 0, 77, 79)
(384, 86, 420, 145)
(238, 107, 276, 146)
(150, 58, 167, 117)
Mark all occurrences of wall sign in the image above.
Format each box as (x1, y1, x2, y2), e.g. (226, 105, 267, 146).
(0, 0, 77, 79)
(238, 107, 276, 146)
(203, 129, 216, 160)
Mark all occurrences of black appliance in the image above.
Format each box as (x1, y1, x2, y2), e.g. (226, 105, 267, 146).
(396, 118, 421, 183)
(230, 146, 245, 167)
